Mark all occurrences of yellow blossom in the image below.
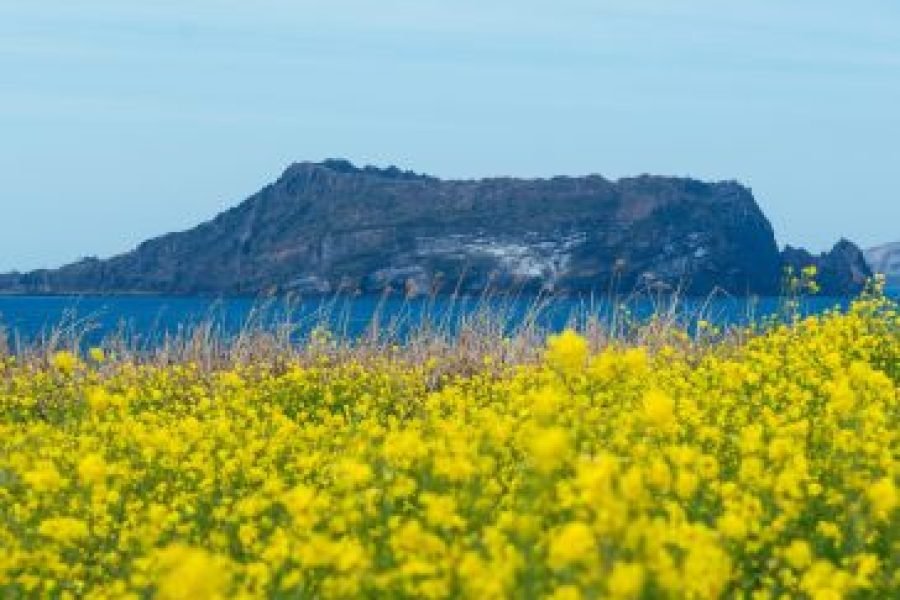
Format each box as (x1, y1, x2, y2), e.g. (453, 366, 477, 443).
(548, 522, 595, 569)
(546, 329, 588, 375)
(77, 453, 108, 486)
(784, 540, 813, 570)
(607, 562, 645, 599)
(38, 517, 89, 545)
(528, 426, 571, 474)
(642, 389, 675, 428)
(23, 462, 65, 492)
(151, 545, 231, 600)
(50, 350, 78, 374)
(866, 477, 897, 519)
(89, 347, 106, 363)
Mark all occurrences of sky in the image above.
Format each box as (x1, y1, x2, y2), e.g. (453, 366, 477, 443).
(1, 0, 898, 271)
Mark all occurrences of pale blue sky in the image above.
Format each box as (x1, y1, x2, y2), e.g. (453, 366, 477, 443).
(1, 0, 898, 271)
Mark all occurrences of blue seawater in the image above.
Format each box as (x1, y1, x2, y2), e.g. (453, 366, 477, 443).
(1, 292, 893, 351)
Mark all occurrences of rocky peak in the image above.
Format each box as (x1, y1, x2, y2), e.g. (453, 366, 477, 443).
(281, 159, 434, 184)
(781, 239, 872, 295)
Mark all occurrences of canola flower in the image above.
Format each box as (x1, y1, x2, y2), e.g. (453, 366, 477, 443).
(0, 291, 897, 598)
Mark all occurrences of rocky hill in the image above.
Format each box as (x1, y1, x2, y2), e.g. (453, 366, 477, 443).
(865, 242, 900, 290)
(781, 240, 873, 296)
(0, 160, 871, 296)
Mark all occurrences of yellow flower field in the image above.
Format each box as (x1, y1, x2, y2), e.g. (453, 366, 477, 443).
(0, 291, 897, 599)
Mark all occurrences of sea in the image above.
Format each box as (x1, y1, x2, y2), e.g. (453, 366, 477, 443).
(1, 290, 896, 350)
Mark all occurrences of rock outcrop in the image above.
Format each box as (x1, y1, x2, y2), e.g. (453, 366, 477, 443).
(865, 242, 900, 290)
(0, 160, 871, 296)
(780, 240, 872, 296)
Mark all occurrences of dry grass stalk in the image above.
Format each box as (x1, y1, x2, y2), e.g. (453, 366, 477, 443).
(0, 288, 765, 378)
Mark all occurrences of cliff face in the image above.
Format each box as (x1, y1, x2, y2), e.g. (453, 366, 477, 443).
(865, 242, 900, 290)
(0, 160, 866, 296)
